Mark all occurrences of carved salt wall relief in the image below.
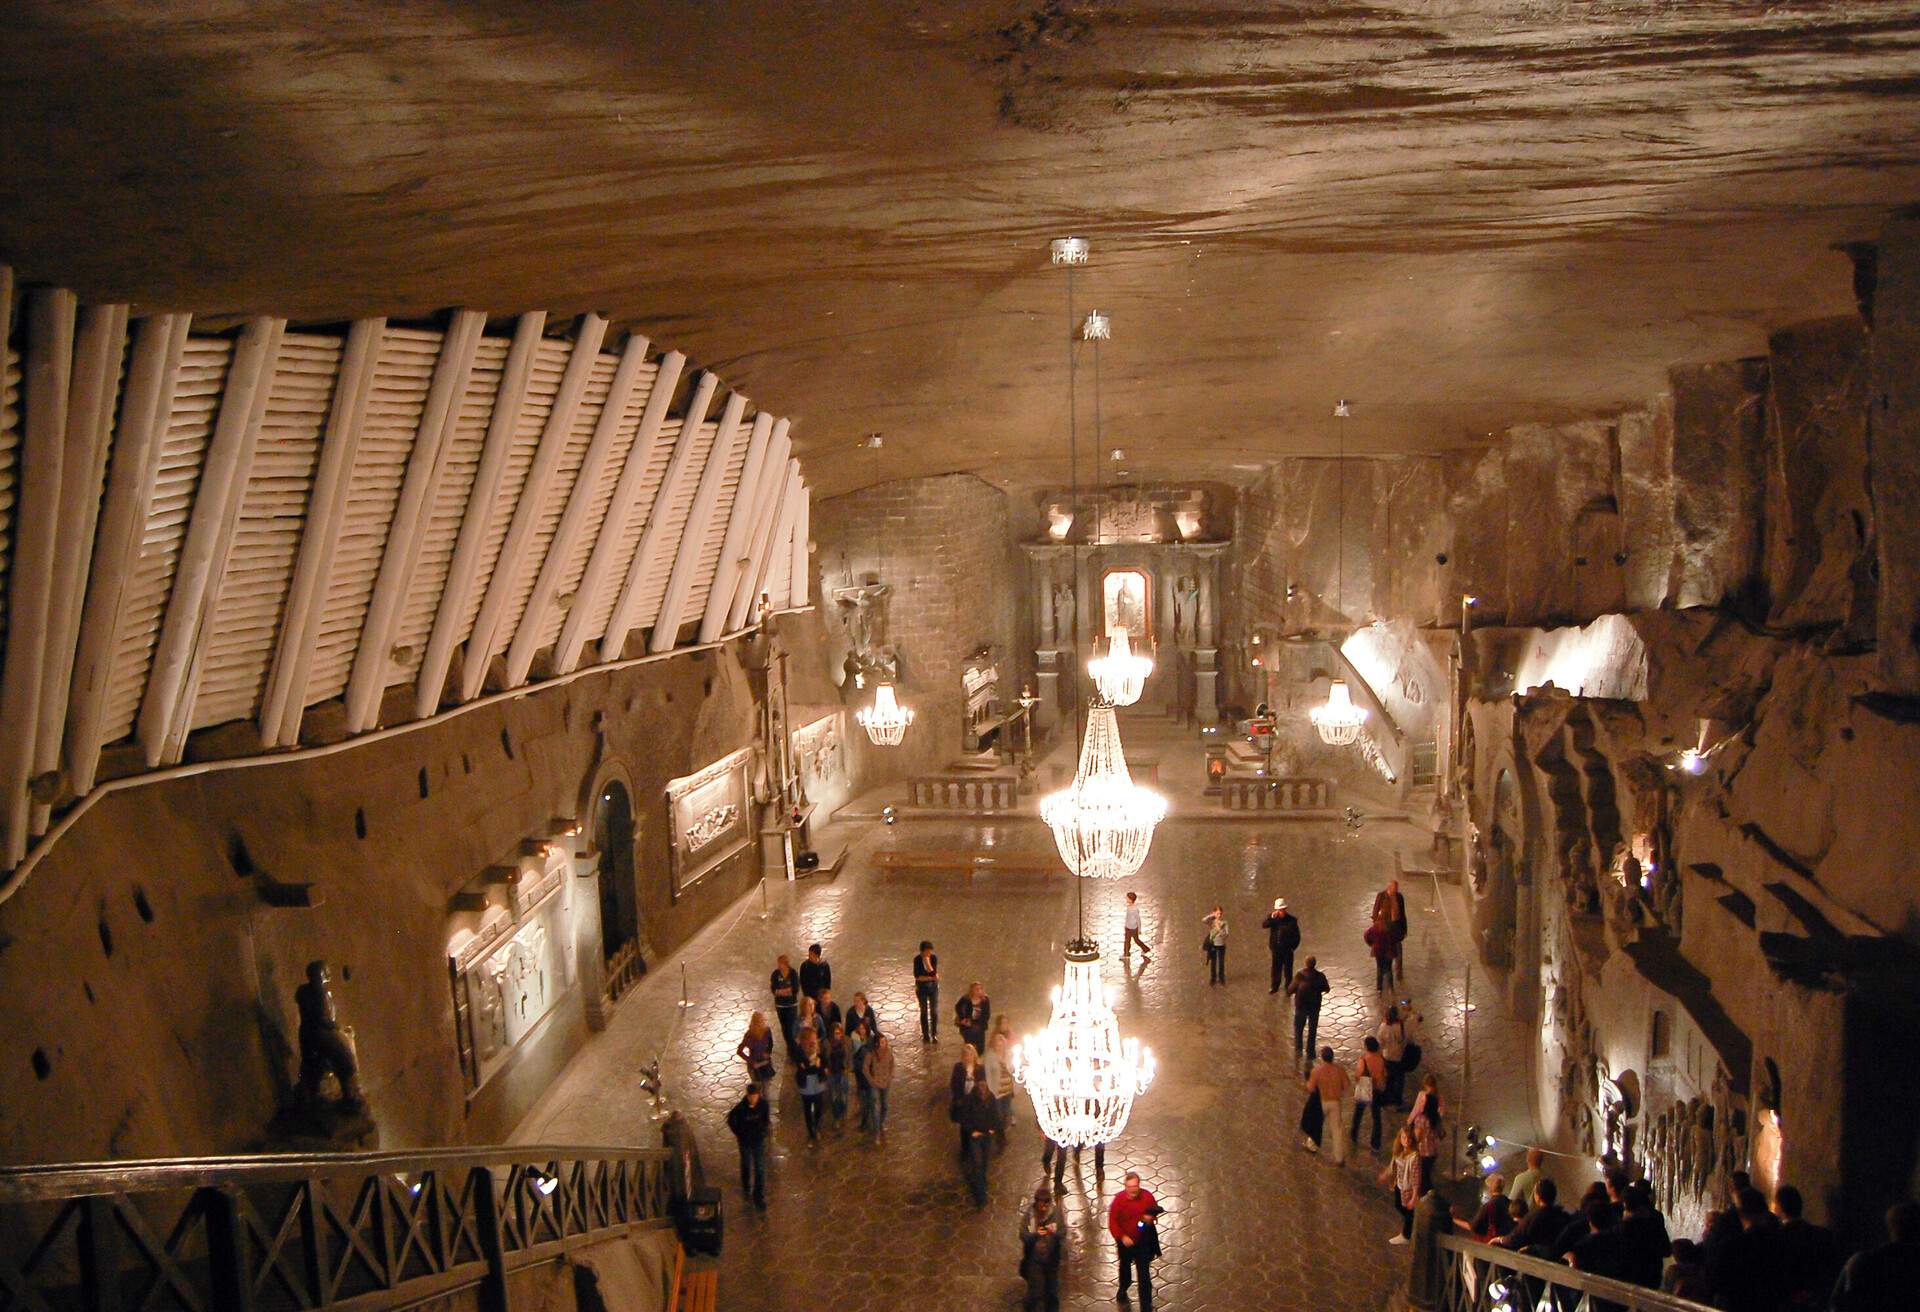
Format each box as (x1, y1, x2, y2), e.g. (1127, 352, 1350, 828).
(665, 747, 755, 896)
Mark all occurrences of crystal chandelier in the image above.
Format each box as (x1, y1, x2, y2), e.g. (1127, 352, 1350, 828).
(1088, 626, 1153, 706)
(857, 682, 914, 747)
(1013, 942, 1155, 1148)
(1041, 699, 1167, 879)
(1311, 678, 1368, 746)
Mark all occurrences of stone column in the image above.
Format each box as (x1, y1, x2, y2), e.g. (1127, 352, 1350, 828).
(1035, 649, 1061, 730)
(573, 852, 609, 1031)
(1194, 647, 1219, 724)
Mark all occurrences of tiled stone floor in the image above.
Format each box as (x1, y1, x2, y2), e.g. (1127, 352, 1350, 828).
(517, 815, 1535, 1311)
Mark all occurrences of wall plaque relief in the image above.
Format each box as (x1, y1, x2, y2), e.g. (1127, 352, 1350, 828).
(666, 747, 755, 896)
(790, 713, 847, 807)
(450, 864, 574, 1095)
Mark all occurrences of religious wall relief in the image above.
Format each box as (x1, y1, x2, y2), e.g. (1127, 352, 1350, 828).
(831, 582, 900, 688)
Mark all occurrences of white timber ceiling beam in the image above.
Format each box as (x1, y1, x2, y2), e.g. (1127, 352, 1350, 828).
(66, 312, 190, 795)
(0, 288, 76, 866)
(746, 461, 804, 621)
(505, 331, 651, 686)
(31, 302, 128, 833)
(413, 311, 546, 720)
(259, 318, 385, 748)
(648, 391, 748, 654)
(138, 317, 285, 766)
(553, 348, 686, 676)
(788, 473, 811, 608)
(599, 369, 719, 664)
(343, 308, 485, 732)
(698, 411, 775, 643)
(724, 418, 792, 631)
(458, 312, 609, 702)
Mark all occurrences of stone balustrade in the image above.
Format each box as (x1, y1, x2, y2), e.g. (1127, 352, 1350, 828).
(1220, 776, 1332, 811)
(908, 774, 1020, 811)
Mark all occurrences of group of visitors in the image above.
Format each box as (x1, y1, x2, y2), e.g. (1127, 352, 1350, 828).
(1460, 1156, 1915, 1312)
(947, 980, 1016, 1207)
(726, 941, 899, 1208)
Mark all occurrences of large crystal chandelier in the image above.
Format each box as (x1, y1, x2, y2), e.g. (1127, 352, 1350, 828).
(1012, 942, 1156, 1148)
(858, 682, 914, 747)
(1310, 678, 1368, 746)
(1041, 698, 1167, 879)
(1089, 626, 1153, 706)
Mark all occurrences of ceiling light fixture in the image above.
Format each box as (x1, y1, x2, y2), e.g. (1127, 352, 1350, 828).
(853, 433, 913, 747)
(1314, 400, 1369, 747)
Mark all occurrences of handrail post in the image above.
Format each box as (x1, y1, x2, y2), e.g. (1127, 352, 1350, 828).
(470, 1166, 511, 1312)
(202, 1184, 251, 1312)
(78, 1196, 122, 1312)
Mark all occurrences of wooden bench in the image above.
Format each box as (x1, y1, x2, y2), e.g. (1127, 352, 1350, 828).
(874, 849, 1062, 882)
(668, 1245, 719, 1312)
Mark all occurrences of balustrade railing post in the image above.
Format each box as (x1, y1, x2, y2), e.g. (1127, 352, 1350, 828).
(470, 1167, 511, 1312)
(202, 1185, 251, 1312)
(77, 1196, 122, 1312)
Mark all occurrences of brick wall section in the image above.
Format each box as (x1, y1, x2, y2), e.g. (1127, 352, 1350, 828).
(812, 473, 1018, 790)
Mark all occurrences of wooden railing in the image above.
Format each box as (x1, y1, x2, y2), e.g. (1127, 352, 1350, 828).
(1220, 776, 1332, 811)
(907, 775, 1019, 811)
(1430, 1233, 1713, 1312)
(0, 1144, 675, 1312)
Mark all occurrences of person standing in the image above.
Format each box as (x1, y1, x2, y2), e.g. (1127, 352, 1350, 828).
(862, 1032, 894, 1137)
(1109, 1171, 1163, 1309)
(1042, 1138, 1106, 1189)
(1619, 1179, 1673, 1289)
(725, 1083, 770, 1211)
(795, 995, 825, 1055)
(799, 942, 831, 1002)
(950, 1043, 984, 1160)
(793, 1029, 827, 1145)
(986, 1022, 1016, 1151)
(734, 1011, 776, 1102)
(913, 940, 941, 1043)
(1774, 1185, 1840, 1310)
(1407, 1073, 1444, 1194)
(1351, 1036, 1388, 1152)
(1288, 956, 1331, 1057)
(769, 955, 801, 1058)
(1372, 880, 1408, 984)
(845, 990, 881, 1039)
(960, 1080, 998, 1208)
(825, 1021, 851, 1128)
(1302, 1045, 1351, 1159)
(1380, 1125, 1423, 1245)
(956, 980, 992, 1053)
(1020, 1188, 1065, 1312)
(815, 986, 844, 1040)
(1376, 1004, 1410, 1106)
(1262, 897, 1300, 994)
(1202, 905, 1228, 985)
(1364, 913, 1396, 993)
(1831, 1199, 1920, 1312)
(1507, 1147, 1546, 1206)
(1123, 891, 1152, 960)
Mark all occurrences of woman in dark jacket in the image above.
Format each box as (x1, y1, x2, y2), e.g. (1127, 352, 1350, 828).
(1020, 1188, 1065, 1311)
(950, 1043, 984, 1159)
(961, 1080, 998, 1207)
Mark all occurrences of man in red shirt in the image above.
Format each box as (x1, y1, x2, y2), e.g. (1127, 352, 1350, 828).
(1108, 1171, 1163, 1309)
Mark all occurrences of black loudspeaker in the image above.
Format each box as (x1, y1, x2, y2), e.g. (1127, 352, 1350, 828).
(794, 850, 820, 871)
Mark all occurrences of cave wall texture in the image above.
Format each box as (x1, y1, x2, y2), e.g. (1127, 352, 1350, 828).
(0, 638, 770, 1164)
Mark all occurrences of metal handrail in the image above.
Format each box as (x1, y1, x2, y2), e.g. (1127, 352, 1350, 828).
(1434, 1233, 1716, 1312)
(0, 1144, 677, 1312)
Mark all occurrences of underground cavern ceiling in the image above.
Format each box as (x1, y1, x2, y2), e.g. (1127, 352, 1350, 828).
(2, 1, 1920, 493)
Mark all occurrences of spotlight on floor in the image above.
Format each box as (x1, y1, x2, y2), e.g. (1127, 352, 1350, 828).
(882, 805, 897, 825)
(528, 1167, 559, 1197)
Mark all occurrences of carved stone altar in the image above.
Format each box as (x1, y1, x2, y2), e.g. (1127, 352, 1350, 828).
(1022, 536, 1226, 725)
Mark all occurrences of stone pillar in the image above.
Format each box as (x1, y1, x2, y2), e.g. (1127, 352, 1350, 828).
(1194, 647, 1219, 724)
(1034, 649, 1061, 730)
(573, 853, 609, 1031)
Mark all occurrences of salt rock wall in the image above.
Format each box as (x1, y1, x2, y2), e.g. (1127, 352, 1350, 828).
(1869, 210, 1920, 693)
(812, 474, 1018, 790)
(0, 643, 761, 1164)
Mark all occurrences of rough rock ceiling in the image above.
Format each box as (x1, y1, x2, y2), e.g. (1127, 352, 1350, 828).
(3, 1, 1919, 494)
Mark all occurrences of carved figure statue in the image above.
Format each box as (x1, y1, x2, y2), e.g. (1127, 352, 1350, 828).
(1173, 575, 1199, 645)
(1051, 580, 1075, 644)
(295, 960, 365, 1109)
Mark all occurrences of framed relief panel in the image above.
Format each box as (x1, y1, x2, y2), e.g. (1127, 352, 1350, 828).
(666, 747, 754, 898)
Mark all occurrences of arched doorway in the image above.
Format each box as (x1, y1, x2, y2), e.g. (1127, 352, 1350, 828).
(595, 781, 642, 976)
